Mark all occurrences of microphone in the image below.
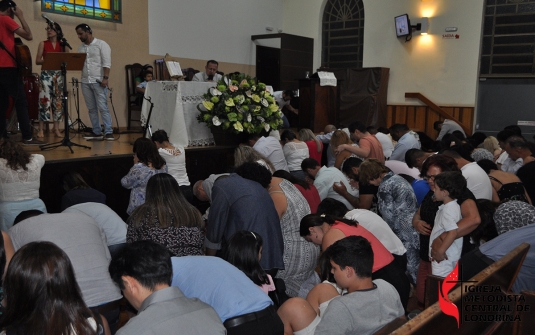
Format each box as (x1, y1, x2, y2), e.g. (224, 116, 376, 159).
(60, 38, 72, 50)
(41, 14, 54, 25)
(96, 79, 108, 88)
(207, 75, 214, 81)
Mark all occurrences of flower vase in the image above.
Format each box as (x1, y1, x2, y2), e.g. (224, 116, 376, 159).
(210, 127, 245, 146)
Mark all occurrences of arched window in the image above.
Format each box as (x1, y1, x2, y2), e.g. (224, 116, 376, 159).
(42, 0, 122, 23)
(322, 0, 364, 69)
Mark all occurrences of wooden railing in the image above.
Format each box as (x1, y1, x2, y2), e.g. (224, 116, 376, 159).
(404, 92, 472, 135)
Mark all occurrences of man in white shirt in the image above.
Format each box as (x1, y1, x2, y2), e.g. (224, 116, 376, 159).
(273, 90, 298, 128)
(434, 119, 466, 141)
(192, 60, 222, 82)
(301, 158, 355, 210)
(389, 124, 421, 162)
(76, 23, 114, 141)
(443, 150, 493, 200)
(62, 202, 127, 257)
(248, 134, 289, 171)
(368, 126, 394, 159)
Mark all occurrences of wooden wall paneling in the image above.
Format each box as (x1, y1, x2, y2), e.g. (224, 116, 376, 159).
(386, 106, 394, 126)
(395, 106, 407, 124)
(414, 107, 427, 132)
(406, 107, 416, 127)
(426, 111, 442, 140)
(386, 105, 474, 140)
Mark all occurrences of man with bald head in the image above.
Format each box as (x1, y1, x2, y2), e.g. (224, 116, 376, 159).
(192, 60, 222, 82)
(193, 174, 229, 221)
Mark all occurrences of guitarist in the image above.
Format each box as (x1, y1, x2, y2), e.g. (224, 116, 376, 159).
(0, 0, 45, 145)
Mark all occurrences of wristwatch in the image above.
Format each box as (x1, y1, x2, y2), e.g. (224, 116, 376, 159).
(103, 76, 109, 79)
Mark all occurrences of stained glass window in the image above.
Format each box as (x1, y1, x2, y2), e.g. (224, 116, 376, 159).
(322, 0, 364, 68)
(42, 0, 122, 23)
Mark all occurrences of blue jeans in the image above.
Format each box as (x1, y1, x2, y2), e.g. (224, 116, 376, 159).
(281, 114, 290, 129)
(81, 83, 112, 135)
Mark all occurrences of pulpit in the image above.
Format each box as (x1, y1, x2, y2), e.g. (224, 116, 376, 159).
(298, 78, 338, 133)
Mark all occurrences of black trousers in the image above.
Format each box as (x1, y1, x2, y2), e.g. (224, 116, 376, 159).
(225, 306, 284, 335)
(373, 259, 411, 312)
(0, 68, 32, 140)
(90, 300, 121, 335)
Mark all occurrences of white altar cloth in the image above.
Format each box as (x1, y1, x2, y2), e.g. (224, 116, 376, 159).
(141, 81, 216, 146)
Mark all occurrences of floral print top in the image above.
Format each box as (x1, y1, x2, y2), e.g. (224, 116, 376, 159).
(377, 172, 419, 249)
(121, 163, 167, 215)
(127, 212, 204, 257)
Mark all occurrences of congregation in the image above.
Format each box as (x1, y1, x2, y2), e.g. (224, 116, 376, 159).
(1, 113, 535, 335)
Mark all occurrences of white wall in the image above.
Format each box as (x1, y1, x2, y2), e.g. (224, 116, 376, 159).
(282, 0, 485, 106)
(148, 0, 284, 66)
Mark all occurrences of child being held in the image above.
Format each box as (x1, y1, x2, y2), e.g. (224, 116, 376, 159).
(136, 70, 154, 94)
(429, 171, 467, 277)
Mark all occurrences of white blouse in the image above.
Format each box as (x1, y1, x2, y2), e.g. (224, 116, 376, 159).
(0, 154, 45, 201)
(158, 146, 190, 186)
(283, 141, 309, 172)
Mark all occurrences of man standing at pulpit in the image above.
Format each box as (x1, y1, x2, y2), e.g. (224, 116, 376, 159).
(192, 60, 222, 82)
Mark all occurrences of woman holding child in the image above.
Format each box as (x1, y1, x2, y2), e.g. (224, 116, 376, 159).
(411, 154, 481, 304)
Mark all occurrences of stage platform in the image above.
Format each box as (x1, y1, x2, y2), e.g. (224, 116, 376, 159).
(18, 131, 235, 220)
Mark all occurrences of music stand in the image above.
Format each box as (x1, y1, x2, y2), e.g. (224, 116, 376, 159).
(40, 53, 91, 153)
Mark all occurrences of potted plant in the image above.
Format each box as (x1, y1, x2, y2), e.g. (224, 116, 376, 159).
(197, 73, 283, 145)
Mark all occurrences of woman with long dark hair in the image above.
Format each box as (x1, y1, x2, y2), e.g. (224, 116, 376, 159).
(127, 173, 204, 256)
(151, 129, 192, 202)
(0, 139, 47, 231)
(121, 137, 167, 215)
(0, 241, 109, 335)
(225, 230, 273, 291)
(225, 230, 290, 308)
(36, 22, 67, 139)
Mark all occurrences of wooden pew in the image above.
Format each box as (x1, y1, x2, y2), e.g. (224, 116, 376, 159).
(388, 243, 530, 335)
(424, 274, 444, 309)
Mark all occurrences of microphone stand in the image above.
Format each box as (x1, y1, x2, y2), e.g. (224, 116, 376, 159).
(143, 95, 154, 138)
(69, 78, 90, 133)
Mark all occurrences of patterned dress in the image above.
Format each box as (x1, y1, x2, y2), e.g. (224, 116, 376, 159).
(127, 212, 204, 257)
(378, 172, 419, 283)
(39, 40, 64, 122)
(120, 163, 167, 215)
(274, 179, 320, 297)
